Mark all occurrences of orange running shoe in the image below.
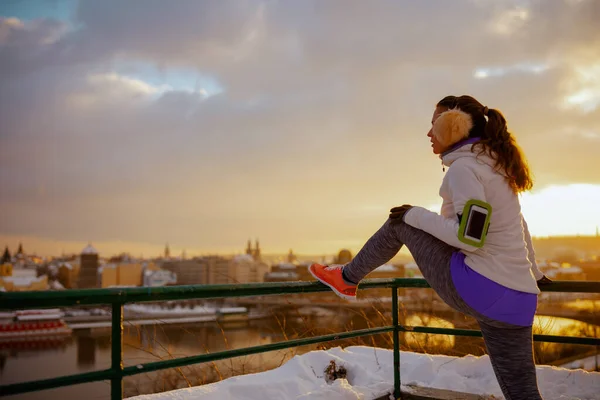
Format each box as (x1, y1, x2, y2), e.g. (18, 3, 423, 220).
(309, 263, 357, 301)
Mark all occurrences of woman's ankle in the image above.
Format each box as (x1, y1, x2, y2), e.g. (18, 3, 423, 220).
(341, 267, 358, 286)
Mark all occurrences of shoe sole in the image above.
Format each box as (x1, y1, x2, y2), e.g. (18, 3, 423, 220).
(309, 265, 357, 302)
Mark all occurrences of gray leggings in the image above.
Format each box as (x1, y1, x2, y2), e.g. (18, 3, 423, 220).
(343, 219, 543, 400)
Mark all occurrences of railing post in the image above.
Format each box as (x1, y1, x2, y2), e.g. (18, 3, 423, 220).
(111, 303, 124, 400)
(392, 286, 401, 399)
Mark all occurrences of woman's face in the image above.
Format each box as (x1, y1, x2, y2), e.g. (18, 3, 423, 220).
(427, 106, 448, 155)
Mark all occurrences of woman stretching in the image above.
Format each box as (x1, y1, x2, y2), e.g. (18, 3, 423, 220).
(310, 95, 551, 400)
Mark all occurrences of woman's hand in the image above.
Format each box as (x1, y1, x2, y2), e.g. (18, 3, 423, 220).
(536, 275, 553, 286)
(389, 204, 413, 224)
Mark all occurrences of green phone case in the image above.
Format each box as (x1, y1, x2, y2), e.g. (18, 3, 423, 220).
(458, 199, 492, 248)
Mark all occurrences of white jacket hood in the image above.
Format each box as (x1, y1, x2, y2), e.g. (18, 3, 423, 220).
(441, 140, 500, 172)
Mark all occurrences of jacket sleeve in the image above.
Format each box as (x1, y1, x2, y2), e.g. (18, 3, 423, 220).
(403, 161, 485, 252)
(522, 216, 544, 280)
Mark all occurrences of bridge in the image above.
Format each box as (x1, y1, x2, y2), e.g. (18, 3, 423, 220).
(232, 295, 600, 325)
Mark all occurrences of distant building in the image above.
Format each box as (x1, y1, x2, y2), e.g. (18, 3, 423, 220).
(335, 249, 353, 264)
(162, 242, 269, 285)
(271, 262, 297, 273)
(0, 243, 43, 270)
(1, 246, 10, 264)
(15, 242, 24, 260)
(96, 260, 171, 288)
(265, 262, 298, 282)
(254, 240, 261, 261)
(403, 262, 423, 278)
(208, 256, 240, 285)
(264, 271, 299, 282)
(0, 263, 12, 277)
(532, 235, 600, 261)
(98, 263, 143, 288)
(162, 257, 213, 285)
(206, 254, 268, 284)
(143, 268, 177, 287)
(362, 263, 406, 298)
(77, 244, 99, 288)
(287, 249, 297, 264)
(295, 262, 315, 282)
(545, 265, 587, 281)
(58, 262, 79, 289)
(579, 260, 600, 281)
(0, 268, 48, 291)
(230, 254, 269, 283)
(245, 239, 262, 261)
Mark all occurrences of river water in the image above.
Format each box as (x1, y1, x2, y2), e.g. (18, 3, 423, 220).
(1, 308, 598, 400)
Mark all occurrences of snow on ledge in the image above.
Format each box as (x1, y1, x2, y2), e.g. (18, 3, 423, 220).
(128, 346, 599, 400)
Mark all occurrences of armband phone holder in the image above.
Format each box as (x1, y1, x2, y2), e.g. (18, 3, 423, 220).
(458, 199, 492, 248)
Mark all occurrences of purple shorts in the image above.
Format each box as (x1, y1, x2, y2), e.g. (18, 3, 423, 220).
(450, 252, 537, 327)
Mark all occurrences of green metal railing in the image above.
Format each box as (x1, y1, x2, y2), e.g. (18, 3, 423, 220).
(1, 279, 599, 400)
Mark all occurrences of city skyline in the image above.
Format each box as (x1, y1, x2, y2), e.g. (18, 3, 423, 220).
(2, 230, 600, 260)
(1, 1, 599, 257)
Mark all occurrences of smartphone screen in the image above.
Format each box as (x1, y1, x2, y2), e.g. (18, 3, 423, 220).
(466, 209, 488, 240)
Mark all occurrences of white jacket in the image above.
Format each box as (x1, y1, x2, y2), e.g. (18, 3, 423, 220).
(404, 143, 544, 294)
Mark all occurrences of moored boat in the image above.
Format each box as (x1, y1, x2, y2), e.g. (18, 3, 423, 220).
(0, 309, 72, 339)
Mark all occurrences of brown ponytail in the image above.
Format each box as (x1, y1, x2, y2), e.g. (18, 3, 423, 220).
(436, 95, 534, 193)
(484, 108, 533, 193)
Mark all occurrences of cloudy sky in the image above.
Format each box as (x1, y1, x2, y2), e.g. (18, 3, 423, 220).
(1, 0, 599, 258)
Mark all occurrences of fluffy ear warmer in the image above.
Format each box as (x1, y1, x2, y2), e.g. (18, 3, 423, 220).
(433, 108, 473, 147)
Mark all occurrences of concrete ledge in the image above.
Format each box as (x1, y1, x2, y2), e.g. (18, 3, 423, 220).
(374, 385, 492, 400)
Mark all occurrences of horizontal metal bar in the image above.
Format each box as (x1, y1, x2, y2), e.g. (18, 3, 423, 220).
(0, 368, 114, 396)
(0, 279, 393, 309)
(533, 334, 600, 346)
(400, 326, 483, 337)
(122, 326, 395, 377)
(538, 281, 600, 293)
(401, 326, 600, 346)
(365, 278, 432, 290)
(2, 279, 598, 310)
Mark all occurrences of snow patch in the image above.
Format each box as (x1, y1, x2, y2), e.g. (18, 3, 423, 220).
(128, 346, 600, 400)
